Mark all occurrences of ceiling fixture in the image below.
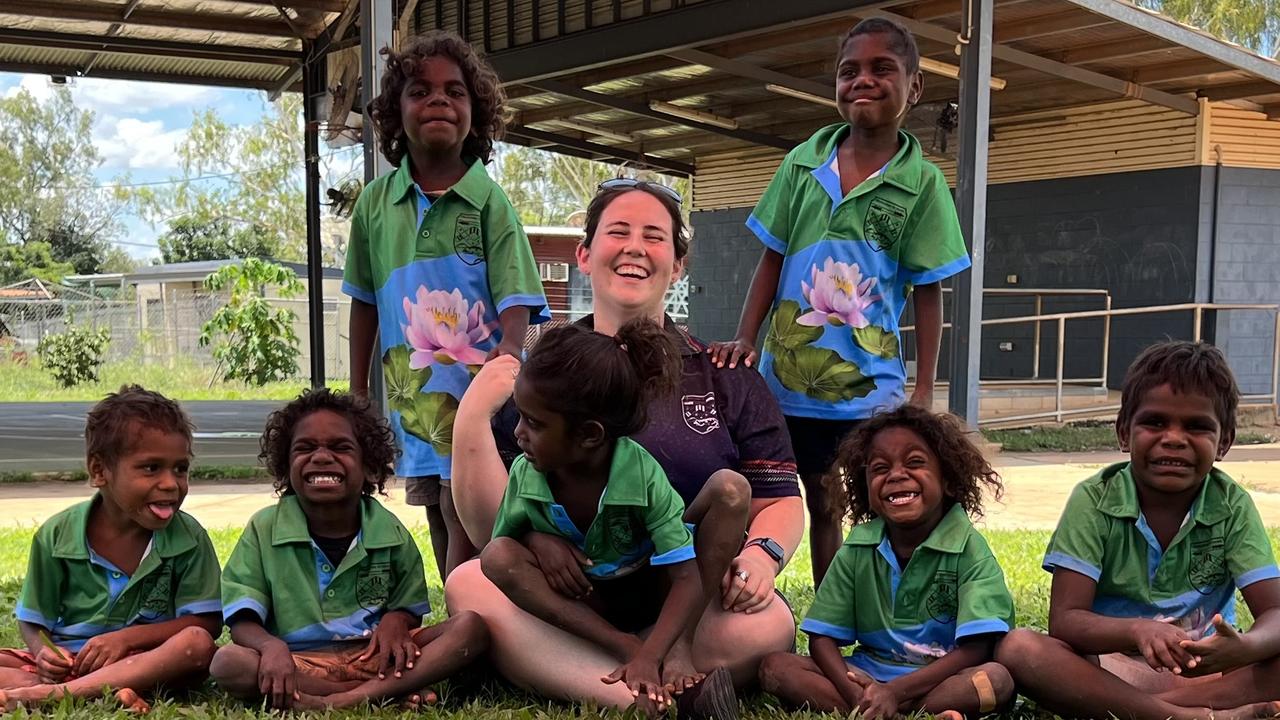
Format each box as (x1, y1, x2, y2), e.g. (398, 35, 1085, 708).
(648, 100, 739, 130)
(552, 119, 635, 143)
(920, 57, 1007, 90)
(765, 84, 837, 108)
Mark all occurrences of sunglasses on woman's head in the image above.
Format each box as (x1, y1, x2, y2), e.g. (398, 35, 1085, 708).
(597, 178, 683, 204)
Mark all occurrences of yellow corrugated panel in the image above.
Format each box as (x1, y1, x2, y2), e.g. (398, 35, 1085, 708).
(1207, 102, 1280, 169)
(692, 100, 1199, 210)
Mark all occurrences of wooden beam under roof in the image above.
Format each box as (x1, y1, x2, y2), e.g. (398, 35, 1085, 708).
(867, 9, 1200, 114)
(0, 60, 287, 92)
(9, 0, 304, 39)
(994, 9, 1112, 44)
(1131, 58, 1237, 85)
(0, 28, 301, 64)
(1198, 80, 1280, 102)
(506, 125, 695, 175)
(1055, 35, 1170, 64)
(233, 0, 346, 10)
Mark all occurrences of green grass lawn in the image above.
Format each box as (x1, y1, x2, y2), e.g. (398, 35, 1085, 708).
(0, 359, 345, 403)
(0, 526, 1273, 719)
(984, 421, 1274, 453)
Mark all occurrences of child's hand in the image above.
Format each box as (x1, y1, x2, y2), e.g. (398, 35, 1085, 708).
(1132, 618, 1194, 673)
(73, 632, 131, 675)
(849, 673, 898, 720)
(360, 612, 420, 680)
(34, 644, 75, 683)
(1180, 614, 1256, 676)
(466, 355, 521, 415)
(526, 532, 593, 599)
(707, 339, 757, 369)
(487, 337, 524, 361)
(603, 653, 669, 712)
(257, 641, 298, 709)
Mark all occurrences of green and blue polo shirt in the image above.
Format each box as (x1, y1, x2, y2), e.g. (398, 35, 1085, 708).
(1044, 463, 1280, 637)
(801, 504, 1014, 682)
(15, 496, 222, 652)
(748, 125, 969, 420)
(491, 437, 696, 579)
(221, 495, 432, 651)
(343, 155, 549, 478)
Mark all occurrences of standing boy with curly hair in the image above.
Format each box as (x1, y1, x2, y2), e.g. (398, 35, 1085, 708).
(210, 389, 488, 711)
(345, 30, 548, 579)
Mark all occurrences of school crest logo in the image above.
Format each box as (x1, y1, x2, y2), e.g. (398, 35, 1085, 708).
(454, 212, 484, 265)
(1188, 537, 1228, 595)
(863, 197, 907, 252)
(681, 393, 720, 435)
(139, 562, 173, 616)
(605, 510, 644, 554)
(925, 570, 958, 624)
(357, 562, 392, 607)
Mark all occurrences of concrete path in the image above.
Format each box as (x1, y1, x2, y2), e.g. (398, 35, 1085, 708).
(0, 455, 1277, 530)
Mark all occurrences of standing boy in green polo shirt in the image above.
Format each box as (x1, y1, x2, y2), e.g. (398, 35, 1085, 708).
(210, 389, 487, 710)
(758, 405, 1013, 719)
(709, 18, 969, 585)
(1001, 342, 1280, 720)
(347, 31, 548, 580)
(0, 386, 221, 713)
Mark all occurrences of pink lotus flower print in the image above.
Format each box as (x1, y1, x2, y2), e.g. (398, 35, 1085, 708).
(798, 258, 881, 328)
(401, 287, 493, 368)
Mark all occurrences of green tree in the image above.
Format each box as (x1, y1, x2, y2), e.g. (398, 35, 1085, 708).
(130, 96, 307, 263)
(198, 258, 303, 386)
(0, 87, 127, 280)
(0, 242, 74, 286)
(1139, 0, 1278, 53)
(493, 144, 690, 225)
(157, 216, 278, 263)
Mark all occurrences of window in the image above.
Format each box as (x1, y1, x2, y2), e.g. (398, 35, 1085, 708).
(539, 262, 570, 283)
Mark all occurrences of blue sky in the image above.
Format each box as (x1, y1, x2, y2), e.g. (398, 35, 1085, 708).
(0, 73, 295, 262)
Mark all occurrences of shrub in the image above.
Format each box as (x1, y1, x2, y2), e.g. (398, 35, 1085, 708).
(36, 325, 110, 388)
(198, 258, 303, 387)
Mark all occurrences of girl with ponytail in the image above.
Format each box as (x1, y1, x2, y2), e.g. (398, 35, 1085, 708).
(479, 317, 732, 717)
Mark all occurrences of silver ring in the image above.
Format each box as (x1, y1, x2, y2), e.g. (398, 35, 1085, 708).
(735, 569, 750, 582)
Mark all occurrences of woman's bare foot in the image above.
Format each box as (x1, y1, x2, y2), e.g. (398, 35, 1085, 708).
(1, 683, 57, 709)
(661, 637, 704, 697)
(113, 688, 151, 714)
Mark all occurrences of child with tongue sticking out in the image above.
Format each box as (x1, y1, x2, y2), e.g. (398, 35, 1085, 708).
(0, 385, 222, 713)
(210, 388, 487, 711)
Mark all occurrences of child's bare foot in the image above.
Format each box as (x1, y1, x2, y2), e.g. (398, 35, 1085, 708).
(1186, 700, 1280, 720)
(674, 665, 738, 720)
(936, 710, 965, 720)
(662, 638, 704, 697)
(292, 691, 338, 711)
(399, 687, 438, 711)
(113, 688, 151, 714)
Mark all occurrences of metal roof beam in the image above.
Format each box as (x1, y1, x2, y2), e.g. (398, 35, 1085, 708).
(506, 126, 695, 175)
(866, 9, 1200, 115)
(1063, 0, 1280, 84)
(486, 0, 897, 85)
(527, 78, 795, 150)
(994, 10, 1112, 44)
(1131, 58, 1237, 84)
(667, 49, 831, 99)
(1055, 35, 1169, 64)
(1198, 80, 1280, 102)
(8, 0, 303, 39)
(0, 28, 300, 64)
(233, 0, 346, 10)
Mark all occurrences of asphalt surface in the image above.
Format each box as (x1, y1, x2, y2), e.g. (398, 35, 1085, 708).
(0, 401, 275, 472)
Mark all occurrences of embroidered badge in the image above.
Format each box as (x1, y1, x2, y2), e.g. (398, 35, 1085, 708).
(864, 197, 908, 252)
(139, 563, 173, 615)
(681, 392, 720, 435)
(1188, 536, 1228, 595)
(454, 212, 484, 265)
(605, 510, 643, 554)
(925, 569, 959, 624)
(357, 562, 392, 607)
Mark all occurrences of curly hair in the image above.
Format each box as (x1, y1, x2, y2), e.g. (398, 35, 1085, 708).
(259, 388, 399, 497)
(367, 30, 506, 166)
(824, 404, 1002, 525)
(86, 385, 194, 469)
(1117, 340, 1239, 441)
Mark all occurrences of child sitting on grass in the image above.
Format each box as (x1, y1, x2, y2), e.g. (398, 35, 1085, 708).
(480, 319, 735, 719)
(1001, 341, 1280, 720)
(759, 404, 1014, 719)
(0, 385, 222, 713)
(210, 389, 487, 710)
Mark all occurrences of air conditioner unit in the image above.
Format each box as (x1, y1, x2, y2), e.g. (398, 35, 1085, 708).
(539, 262, 570, 282)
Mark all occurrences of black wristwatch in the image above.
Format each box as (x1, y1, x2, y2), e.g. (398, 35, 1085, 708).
(745, 537, 785, 572)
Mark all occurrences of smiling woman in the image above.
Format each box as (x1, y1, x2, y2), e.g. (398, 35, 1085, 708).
(447, 180, 806, 712)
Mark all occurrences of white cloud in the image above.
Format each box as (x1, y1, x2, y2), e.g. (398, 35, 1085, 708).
(95, 117, 186, 171)
(3, 74, 216, 117)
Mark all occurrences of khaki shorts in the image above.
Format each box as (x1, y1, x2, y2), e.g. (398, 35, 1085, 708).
(291, 626, 431, 683)
(404, 475, 450, 507)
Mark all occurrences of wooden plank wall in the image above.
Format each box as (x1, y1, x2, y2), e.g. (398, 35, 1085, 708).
(1207, 102, 1280, 169)
(693, 99, 1202, 211)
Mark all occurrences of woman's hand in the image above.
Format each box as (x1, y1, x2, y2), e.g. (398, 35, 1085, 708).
(721, 548, 777, 613)
(466, 355, 521, 416)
